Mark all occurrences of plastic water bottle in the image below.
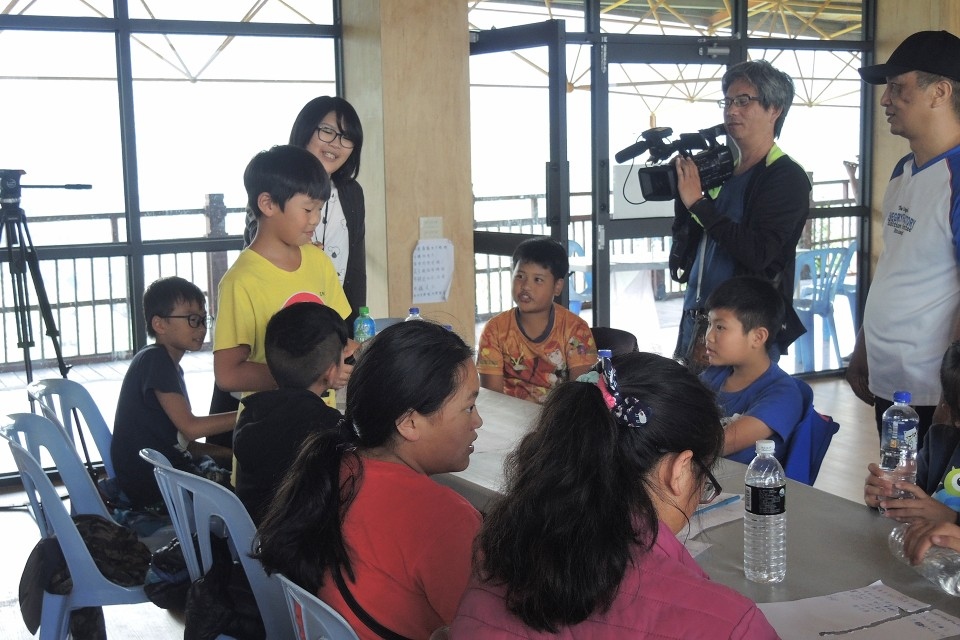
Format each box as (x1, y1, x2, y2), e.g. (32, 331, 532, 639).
(888, 523, 960, 595)
(878, 391, 919, 514)
(404, 307, 423, 322)
(744, 439, 786, 583)
(597, 348, 612, 362)
(353, 307, 376, 343)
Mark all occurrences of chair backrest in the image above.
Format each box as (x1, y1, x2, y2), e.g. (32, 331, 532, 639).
(277, 573, 359, 640)
(27, 378, 115, 478)
(5, 434, 147, 607)
(839, 239, 858, 283)
(591, 326, 639, 357)
(782, 378, 840, 485)
(567, 239, 593, 303)
(0, 413, 112, 530)
(140, 448, 293, 639)
(793, 248, 848, 315)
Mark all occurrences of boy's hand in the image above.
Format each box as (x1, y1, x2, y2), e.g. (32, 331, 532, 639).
(879, 481, 959, 524)
(864, 462, 894, 508)
(903, 521, 960, 565)
(332, 339, 359, 390)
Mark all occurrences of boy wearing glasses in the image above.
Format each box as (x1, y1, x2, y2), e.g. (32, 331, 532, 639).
(699, 275, 803, 465)
(213, 145, 352, 402)
(111, 276, 237, 511)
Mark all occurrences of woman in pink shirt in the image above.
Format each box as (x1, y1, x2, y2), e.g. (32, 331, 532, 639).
(452, 351, 779, 639)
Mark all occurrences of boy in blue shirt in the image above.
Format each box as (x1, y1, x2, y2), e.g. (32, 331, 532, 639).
(700, 275, 803, 464)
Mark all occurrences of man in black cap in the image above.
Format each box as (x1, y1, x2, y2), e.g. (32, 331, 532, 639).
(847, 30, 960, 448)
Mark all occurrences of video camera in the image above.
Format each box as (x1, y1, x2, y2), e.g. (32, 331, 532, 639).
(614, 124, 734, 201)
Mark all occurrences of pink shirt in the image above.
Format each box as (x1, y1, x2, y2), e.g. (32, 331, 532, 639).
(452, 520, 780, 639)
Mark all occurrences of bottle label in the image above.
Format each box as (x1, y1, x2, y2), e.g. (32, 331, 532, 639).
(745, 484, 785, 515)
(903, 426, 918, 451)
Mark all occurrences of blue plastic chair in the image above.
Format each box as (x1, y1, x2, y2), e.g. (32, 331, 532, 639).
(567, 239, 593, 307)
(782, 378, 840, 485)
(793, 247, 848, 372)
(277, 573, 359, 640)
(0, 413, 113, 525)
(139, 448, 293, 640)
(2, 421, 149, 640)
(837, 239, 859, 330)
(27, 378, 116, 479)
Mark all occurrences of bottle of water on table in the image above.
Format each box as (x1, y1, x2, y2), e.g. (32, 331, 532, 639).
(888, 523, 960, 595)
(404, 307, 423, 321)
(878, 390, 919, 514)
(353, 306, 376, 343)
(744, 439, 786, 583)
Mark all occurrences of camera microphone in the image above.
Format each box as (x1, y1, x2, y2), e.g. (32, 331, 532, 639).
(614, 140, 649, 164)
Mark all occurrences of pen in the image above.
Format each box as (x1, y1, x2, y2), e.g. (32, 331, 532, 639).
(696, 494, 740, 516)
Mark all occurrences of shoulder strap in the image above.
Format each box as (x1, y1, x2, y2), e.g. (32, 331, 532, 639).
(333, 568, 414, 640)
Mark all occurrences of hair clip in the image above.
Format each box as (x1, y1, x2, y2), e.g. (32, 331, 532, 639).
(596, 353, 651, 428)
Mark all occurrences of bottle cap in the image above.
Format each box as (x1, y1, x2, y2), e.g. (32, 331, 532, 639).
(756, 439, 775, 454)
(893, 390, 912, 404)
(359, 306, 369, 315)
(597, 349, 613, 359)
(409, 307, 419, 314)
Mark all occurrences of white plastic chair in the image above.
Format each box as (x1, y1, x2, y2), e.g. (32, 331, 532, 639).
(2, 421, 149, 639)
(277, 573, 359, 640)
(138, 448, 293, 639)
(0, 412, 113, 525)
(27, 378, 115, 478)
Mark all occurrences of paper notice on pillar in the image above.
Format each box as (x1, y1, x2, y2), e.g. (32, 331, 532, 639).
(412, 239, 454, 303)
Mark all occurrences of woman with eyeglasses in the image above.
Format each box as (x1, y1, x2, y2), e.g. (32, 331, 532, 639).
(451, 351, 778, 638)
(671, 59, 810, 371)
(242, 95, 366, 332)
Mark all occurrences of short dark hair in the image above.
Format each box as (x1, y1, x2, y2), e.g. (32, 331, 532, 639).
(288, 96, 364, 182)
(705, 275, 784, 349)
(722, 59, 795, 137)
(914, 71, 960, 120)
(265, 303, 348, 389)
(244, 145, 332, 218)
(941, 341, 960, 425)
(143, 277, 205, 339)
(512, 237, 568, 281)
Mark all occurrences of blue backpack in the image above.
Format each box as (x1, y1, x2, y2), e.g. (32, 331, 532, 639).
(782, 378, 840, 485)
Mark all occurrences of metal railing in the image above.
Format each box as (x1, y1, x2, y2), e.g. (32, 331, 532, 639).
(0, 187, 861, 371)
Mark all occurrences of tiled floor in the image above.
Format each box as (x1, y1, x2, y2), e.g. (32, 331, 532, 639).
(0, 352, 877, 639)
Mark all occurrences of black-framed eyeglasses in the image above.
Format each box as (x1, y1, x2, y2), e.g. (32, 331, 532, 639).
(717, 94, 762, 110)
(696, 459, 722, 504)
(316, 125, 355, 149)
(159, 314, 208, 328)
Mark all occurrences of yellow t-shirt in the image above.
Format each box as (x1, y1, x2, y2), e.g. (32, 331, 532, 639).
(213, 244, 351, 370)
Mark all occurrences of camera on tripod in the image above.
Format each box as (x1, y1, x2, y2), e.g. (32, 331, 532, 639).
(614, 124, 735, 201)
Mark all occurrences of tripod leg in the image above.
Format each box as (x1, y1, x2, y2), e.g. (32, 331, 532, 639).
(3, 215, 36, 383)
(23, 245, 71, 377)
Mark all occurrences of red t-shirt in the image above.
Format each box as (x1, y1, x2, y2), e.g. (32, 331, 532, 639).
(317, 458, 482, 639)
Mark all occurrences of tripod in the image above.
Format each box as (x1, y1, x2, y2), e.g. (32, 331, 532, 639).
(0, 170, 71, 383)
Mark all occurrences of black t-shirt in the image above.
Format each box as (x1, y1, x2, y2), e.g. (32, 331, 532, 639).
(110, 344, 190, 508)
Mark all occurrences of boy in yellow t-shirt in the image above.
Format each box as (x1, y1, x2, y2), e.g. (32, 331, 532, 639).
(477, 237, 596, 404)
(213, 145, 353, 401)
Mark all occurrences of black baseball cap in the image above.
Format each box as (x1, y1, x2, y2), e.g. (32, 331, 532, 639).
(858, 30, 960, 85)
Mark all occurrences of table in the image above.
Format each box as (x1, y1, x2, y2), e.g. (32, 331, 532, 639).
(436, 388, 960, 625)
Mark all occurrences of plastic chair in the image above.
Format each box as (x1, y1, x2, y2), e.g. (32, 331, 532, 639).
(276, 573, 359, 640)
(782, 378, 840, 485)
(27, 378, 115, 479)
(792, 247, 848, 372)
(837, 239, 859, 331)
(567, 239, 593, 307)
(2, 424, 149, 640)
(139, 448, 293, 640)
(590, 326, 639, 357)
(0, 413, 113, 525)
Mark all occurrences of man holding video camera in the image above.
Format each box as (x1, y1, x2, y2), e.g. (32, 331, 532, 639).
(671, 59, 811, 369)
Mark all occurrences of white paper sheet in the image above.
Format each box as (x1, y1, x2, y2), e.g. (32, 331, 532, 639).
(758, 581, 960, 640)
(412, 239, 454, 303)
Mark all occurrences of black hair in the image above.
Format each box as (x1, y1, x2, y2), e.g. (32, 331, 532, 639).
(244, 145, 332, 219)
(512, 236, 568, 281)
(142, 276, 205, 338)
(474, 352, 723, 631)
(941, 341, 960, 425)
(705, 275, 784, 350)
(288, 95, 364, 182)
(265, 303, 348, 389)
(254, 320, 474, 593)
(722, 59, 795, 137)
